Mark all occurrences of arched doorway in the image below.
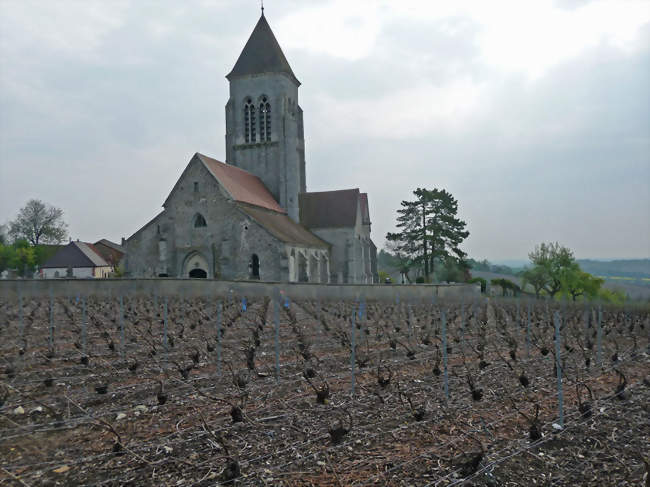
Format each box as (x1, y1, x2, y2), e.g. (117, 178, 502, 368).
(250, 254, 260, 280)
(183, 252, 209, 279)
(189, 268, 207, 278)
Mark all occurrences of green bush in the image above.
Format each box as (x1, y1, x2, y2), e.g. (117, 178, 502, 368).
(378, 270, 392, 283)
(415, 276, 426, 284)
(491, 278, 522, 296)
(468, 277, 487, 293)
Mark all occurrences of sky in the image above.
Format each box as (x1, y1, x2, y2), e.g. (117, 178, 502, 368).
(0, 0, 648, 261)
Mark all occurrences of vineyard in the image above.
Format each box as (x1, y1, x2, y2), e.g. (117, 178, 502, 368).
(0, 291, 648, 486)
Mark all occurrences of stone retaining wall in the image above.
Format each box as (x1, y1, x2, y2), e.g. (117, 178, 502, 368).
(0, 279, 480, 302)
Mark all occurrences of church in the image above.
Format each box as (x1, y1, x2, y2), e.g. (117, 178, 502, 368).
(124, 12, 378, 284)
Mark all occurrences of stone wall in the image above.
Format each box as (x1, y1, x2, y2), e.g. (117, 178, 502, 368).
(125, 157, 286, 281)
(1, 279, 481, 302)
(309, 227, 375, 284)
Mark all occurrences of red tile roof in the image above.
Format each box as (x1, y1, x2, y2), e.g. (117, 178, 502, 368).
(196, 153, 286, 214)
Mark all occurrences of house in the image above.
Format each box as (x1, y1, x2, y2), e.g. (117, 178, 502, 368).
(93, 239, 126, 268)
(40, 241, 113, 278)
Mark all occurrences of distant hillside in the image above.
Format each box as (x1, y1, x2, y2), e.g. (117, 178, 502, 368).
(577, 259, 650, 279)
(472, 258, 650, 282)
(471, 270, 650, 301)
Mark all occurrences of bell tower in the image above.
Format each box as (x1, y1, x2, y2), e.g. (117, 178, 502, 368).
(225, 13, 306, 222)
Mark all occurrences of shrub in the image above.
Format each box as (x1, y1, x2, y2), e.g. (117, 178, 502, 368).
(468, 277, 487, 293)
(491, 278, 521, 296)
(378, 271, 392, 284)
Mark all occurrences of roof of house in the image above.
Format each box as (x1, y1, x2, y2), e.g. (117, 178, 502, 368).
(94, 239, 125, 254)
(226, 14, 300, 86)
(197, 153, 287, 214)
(41, 241, 110, 269)
(239, 205, 329, 249)
(299, 188, 361, 229)
(93, 239, 126, 265)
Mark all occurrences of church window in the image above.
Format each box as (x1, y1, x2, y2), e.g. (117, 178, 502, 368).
(193, 182, 199, 192)
(244, 98, 256, 143)
(194, 213, 207, 228)
(250, 254, 260, 279)
(259, 97, 271, 142)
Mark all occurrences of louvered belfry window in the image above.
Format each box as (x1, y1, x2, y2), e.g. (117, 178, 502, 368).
(244, 98, 256, 143)
(259, 96, 271, 142)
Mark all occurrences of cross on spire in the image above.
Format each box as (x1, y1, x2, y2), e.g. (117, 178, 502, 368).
(261, 0, 264, 15)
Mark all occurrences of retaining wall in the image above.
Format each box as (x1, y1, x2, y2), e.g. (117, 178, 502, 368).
(0, 279, 480, 302)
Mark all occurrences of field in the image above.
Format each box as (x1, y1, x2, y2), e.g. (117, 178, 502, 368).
(1, 292, 649, 486)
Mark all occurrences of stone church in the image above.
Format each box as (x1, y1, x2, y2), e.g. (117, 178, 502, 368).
(125, 13, 377, 283)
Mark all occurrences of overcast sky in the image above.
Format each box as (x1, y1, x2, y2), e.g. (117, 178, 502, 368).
(1, 0, 648, 261)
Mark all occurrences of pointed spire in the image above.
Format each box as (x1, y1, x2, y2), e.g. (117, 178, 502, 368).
(226, 14, 300, 85)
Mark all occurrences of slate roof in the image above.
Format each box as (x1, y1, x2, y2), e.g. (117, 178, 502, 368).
(41, 241, 110, 269)
(197, 153, 286, 213)
(299, 189, 360, 229)
(226, 14, 300, 85)
(239, 205, 329, 249)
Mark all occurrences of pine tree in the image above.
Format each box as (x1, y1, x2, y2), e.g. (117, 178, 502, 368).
(386, 188, 469, 281)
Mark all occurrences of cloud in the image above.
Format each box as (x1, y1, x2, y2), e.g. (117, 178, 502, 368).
(0, 0, 648, 261)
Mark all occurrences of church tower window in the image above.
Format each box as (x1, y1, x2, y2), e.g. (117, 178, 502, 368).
(244, 98, 256, 143)
(193, 213, 207, 228)
(259, 97, 271, 142)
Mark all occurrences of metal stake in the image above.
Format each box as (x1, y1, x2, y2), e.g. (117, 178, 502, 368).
(217, 301, 222, 377)
(526, 300, 531, 359)
(274, 297, 280, 383)
(350, 306, 356, 396)
(596, 305, 603, 367)
(81, 296, 87, 354)
(554, 311, 564, 428)
(18, 291, 24, 343)
(49, 289, 54, 352)
(163, 296, 169, 358)
(119, 295, 125, 360)
(442, 310, 449, 401)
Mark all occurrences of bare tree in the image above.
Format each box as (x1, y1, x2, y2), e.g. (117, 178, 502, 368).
(9, 199, 68, 245)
